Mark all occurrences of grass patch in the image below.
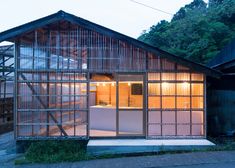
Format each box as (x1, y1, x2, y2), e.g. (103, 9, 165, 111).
(207, 136, 235, 151)
(16, 140, 89, 164)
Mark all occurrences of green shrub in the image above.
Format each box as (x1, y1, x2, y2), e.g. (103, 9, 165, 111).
(25, 140, 89, 163)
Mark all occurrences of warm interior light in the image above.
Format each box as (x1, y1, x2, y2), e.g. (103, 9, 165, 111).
(128, 82, 131, 86)
(182, 82, 189, 88)
(97, 83, 100, 86)
(112, 82, 115, 86)
(102, 83, 106, 86)
(162, 82, 169, 88)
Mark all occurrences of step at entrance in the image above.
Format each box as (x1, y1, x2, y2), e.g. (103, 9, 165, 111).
(87, 139, 215, 155)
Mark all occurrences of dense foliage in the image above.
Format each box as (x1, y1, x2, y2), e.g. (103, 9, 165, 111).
(138, 0, 235, 64)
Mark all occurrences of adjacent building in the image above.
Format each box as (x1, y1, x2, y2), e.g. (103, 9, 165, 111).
(207, 39, 235, 136)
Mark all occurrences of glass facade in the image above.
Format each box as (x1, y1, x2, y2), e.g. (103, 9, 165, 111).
(15, 20, 205, 139)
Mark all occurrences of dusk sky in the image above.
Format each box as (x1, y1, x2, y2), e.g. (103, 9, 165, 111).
(0, 0, 208, 39)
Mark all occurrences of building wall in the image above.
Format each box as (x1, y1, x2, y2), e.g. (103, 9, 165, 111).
(15, 20, 206, 139)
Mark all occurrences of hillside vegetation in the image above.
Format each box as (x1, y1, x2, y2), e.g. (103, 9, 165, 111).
(138, 0, 235, 64)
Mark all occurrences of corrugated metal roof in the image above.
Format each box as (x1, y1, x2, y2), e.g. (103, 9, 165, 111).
(208, 39, 235, 68)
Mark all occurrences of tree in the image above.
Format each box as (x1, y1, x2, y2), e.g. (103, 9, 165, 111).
(138, 0, 235, 64)
(172, 0, 207, 21)
(209, 0, 224, 7)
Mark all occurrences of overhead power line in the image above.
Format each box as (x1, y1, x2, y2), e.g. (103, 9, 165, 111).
(129, 0, 173, 16)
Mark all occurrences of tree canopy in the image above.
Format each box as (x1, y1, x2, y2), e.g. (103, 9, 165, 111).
(138, 0, 235, 64)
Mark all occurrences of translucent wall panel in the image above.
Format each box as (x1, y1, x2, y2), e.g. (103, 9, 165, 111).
(162, 111, 176, 136)
(162, 73, 175, 81)
(147, 72, 205, 138)
(177, 64, 189, 70)
(148, 111, 161, 124)
(177, 83, 190, 95)
(148, 97, 160, 109)
(192, 97, 204, 109)
(17, 71, 88, 137)
(176, 73, 190, 81)
(148, 53, 161, 70)
(177, 111, 190, 124)
(148, 111, 161, 136)
(177, 97, 190, 109)
(177, 125, 190, 136)
(162, 59, 175, 70)
(162, 83, 175, 95)
(19, 25, 149, 72)
(148, 73, 160, 81)
(192, 84, 204, 95)
(148, 83, 160, 95)
(192, 111, 204, 124)
(148, 124, 161, 136)
(191, 74, 204, 81)
(177, 111, 190, 136)
(192, 125, 204, 136)
(162, 97, 175, 109)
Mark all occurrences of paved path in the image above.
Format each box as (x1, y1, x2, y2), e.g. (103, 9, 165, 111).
(9, 151, 235, 168)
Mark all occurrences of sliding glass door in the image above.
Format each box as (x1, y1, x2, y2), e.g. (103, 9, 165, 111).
(117, 74, 145, 136)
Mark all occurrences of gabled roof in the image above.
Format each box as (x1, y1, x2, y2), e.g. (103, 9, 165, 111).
(208, 38, 235, 70)
(0, 10, 222, 78)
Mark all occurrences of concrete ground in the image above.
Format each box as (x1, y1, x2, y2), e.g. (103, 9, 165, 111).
(0, 132, 235, 168)
(0, 131, 22, 168)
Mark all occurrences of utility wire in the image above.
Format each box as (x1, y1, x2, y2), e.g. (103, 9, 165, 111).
(129, 0, 173, 16)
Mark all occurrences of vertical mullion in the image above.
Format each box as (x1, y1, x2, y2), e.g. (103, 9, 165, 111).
(73, 73, 76, 136)
(146, 52, 148, 71)
(46, 29, 50, 137)
(145, 72, 148, 139)
(175, 71, 177, 136)
(116, 74, 119, 136)
(204, 75, 206, 138)
(68, 26, 71, 123)
(33, 33, 38, 136)
(60, 74, 63, 136)
(190, 72, 192, 136)
(32, 37, 35, 136)
(58, 24, 63, 136)
(160, 59, 163, 137)
(14, 40, 20, 139)
(87, 72, 90, 138)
